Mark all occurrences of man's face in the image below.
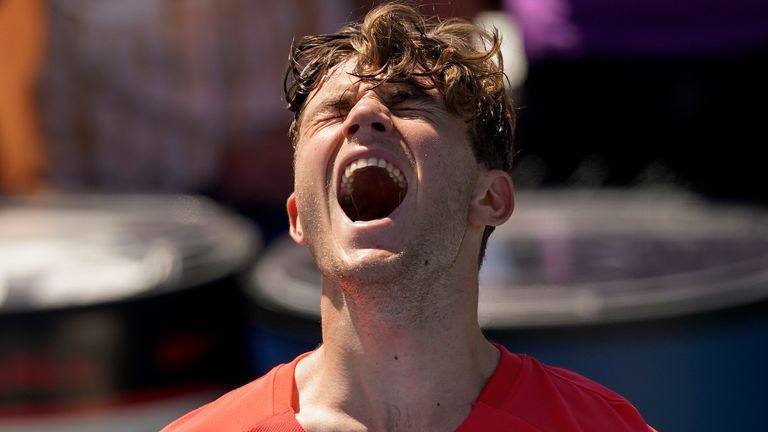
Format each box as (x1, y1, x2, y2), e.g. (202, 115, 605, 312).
(288, 60, 483, 286)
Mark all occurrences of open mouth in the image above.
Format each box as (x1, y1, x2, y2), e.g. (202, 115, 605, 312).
(338, 157, 408, 222)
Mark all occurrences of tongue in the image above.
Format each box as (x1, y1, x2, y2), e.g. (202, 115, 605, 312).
(340, 167, 406, 222)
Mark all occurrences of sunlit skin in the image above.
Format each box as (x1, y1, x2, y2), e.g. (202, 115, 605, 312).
(289, 61, 478, 284)
(286, 60, 515, 431)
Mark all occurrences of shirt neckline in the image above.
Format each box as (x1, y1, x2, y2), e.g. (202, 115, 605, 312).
(275, 344, 523, 416)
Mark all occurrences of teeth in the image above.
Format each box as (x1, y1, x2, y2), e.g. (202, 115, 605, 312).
(340, 157, 407, 195)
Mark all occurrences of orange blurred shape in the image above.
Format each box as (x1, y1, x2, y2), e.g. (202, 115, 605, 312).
(0, 0, 46, 194)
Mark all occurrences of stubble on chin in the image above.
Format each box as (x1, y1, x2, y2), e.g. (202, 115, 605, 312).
(314, 233, 463, 322)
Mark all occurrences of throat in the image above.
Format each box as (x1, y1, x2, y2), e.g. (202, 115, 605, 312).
(308, 289, 500, 431)
(297, 339, 495, 432)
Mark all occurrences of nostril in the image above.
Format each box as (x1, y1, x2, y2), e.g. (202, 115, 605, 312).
(348, 124, 360, 134)
(372, 122, 385, 132)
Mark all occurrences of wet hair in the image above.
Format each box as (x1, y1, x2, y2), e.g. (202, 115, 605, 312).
(284, 1, 516, 265)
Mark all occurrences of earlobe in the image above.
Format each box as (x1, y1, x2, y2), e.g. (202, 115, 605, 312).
(286, 193, 305, 245)
(469, 170, 515, 227)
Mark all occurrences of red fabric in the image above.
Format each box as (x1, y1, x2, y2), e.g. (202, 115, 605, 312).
(161, 351, 311, 432)
(162, 346, 654, 431)
(456, 346, 654, 431)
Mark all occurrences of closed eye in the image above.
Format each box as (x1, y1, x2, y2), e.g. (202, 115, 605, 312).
(385, 86, 441, 115)
(320, 111, 347, 122)
(391, 105, 428, 119)
(312, 104, 350, 124)
(390, 96, 437, 117)
(307, 93, 354, 124)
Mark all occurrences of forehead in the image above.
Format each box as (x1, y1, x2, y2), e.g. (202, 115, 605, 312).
(313, 60, 360, 95)
(303, 60, 437, 110)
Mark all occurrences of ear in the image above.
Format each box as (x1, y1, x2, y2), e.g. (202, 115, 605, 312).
(286, 193, 305, 245)
(469, 170, 514, 228)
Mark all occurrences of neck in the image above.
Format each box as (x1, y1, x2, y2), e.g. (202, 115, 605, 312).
(294, 257, 499, 431)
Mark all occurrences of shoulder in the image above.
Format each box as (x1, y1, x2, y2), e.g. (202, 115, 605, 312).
(493, 348, 653, 431)
(161, 359, 297, 432)
(525, 356, 634, 405)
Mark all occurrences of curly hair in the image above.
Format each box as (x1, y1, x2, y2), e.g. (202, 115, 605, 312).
(284, 1, 516, 264)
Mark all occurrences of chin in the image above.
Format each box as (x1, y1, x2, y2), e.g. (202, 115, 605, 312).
(320, 247, 416, 286)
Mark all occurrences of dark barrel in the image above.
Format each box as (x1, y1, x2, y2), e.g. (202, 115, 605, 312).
(0, 194, 259, 431)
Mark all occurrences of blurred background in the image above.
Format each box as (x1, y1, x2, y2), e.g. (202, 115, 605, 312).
(1, 0, 767, 430)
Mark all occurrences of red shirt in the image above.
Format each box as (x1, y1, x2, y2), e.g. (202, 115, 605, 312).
(163, 345, 654, 431)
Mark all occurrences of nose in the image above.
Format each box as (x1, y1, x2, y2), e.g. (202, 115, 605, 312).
(342, 98, 393, 139)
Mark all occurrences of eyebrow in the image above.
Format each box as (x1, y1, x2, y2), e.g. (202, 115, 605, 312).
(379, 81, 436, 105)
(323, 92, 355, 113)
(303, 80, 438, 123)
(303, 87, 355, 121)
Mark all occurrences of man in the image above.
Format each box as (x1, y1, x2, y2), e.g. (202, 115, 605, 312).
(164, 2, 654, 431)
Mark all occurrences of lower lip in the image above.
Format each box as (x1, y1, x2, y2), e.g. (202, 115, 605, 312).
(342, 198, 405, 228)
